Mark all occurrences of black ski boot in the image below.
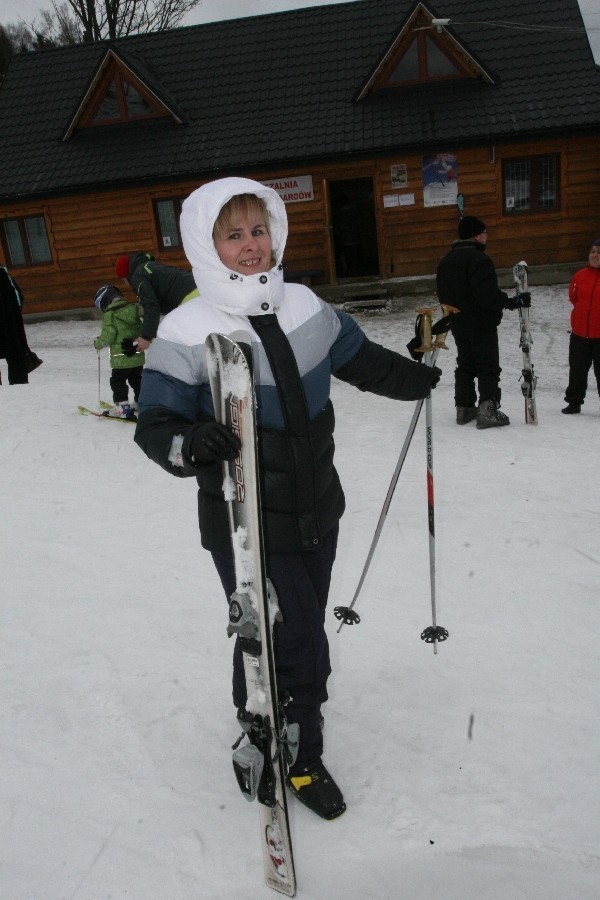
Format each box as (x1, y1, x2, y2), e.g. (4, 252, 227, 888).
(562, 403, 581, 414)
(456, 406, 477, 425)
(287, 758, 346, 820)
(476, 399, 510, 429)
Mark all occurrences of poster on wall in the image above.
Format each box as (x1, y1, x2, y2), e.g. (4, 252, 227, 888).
(391, 164, 408, 188)
(422, 154, 458, 207)
(383, 193, 415, 207)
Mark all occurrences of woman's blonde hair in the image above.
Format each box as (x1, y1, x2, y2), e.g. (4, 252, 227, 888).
(212, 193, 271, 243)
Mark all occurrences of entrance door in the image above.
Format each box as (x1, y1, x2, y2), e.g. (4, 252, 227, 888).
(329, 177, 379, 280)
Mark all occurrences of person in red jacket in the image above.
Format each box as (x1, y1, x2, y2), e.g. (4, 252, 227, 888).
(563, 238, 600, 414)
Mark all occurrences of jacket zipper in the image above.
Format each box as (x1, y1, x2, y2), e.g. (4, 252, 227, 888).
(585, 268, 599, 337)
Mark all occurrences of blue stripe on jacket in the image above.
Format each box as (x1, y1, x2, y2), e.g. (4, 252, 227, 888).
(138, 304, 366, 428)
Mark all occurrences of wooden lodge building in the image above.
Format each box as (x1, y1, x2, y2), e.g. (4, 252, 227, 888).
(0, 0, 598, 315)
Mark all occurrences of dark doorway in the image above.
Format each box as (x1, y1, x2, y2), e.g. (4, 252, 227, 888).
(330, 177, 379, 279)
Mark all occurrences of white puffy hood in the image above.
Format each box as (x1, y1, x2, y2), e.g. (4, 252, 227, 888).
(180, 177, 288, 316)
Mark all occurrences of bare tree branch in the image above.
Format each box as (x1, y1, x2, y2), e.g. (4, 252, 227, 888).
(2, 0, 202, 51)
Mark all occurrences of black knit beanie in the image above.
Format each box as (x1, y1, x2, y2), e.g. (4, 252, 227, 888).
(458, 216, 486, 240)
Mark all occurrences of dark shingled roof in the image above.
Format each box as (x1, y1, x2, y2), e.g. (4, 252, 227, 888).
(0, 0, 597, 200)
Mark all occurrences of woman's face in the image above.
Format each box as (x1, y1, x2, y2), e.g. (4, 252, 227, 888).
(214, 212, 272, 275)
(589, 245, 600, 269)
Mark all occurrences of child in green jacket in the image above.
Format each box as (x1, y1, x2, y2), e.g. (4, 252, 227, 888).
(94, 284, 144, 419)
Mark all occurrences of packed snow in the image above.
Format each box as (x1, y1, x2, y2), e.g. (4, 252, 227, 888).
(1, 284, 599, 899)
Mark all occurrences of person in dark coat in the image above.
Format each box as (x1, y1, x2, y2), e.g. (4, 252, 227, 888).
(562, 238, 600, 414)
(115, 251, 199, 351)
(0, 266, 42, 385)
(134, 177, 441, 820)
(436, 216, 530, 429)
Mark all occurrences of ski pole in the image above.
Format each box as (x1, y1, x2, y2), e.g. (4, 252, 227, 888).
(334, 389, 428, 632)
(335, 306, 457, 634)
(417, 310, 450, 654)
(97, 349, 101, 407)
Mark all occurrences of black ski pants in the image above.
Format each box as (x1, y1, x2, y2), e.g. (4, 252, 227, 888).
(212, 523, 338, 767)
(564, 333, 600, 406)
(451, 321, 501, 407)
(110, 366, 142, 403)
(2, 350, 29, 384)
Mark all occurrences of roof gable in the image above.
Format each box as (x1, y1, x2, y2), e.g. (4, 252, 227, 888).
(63, 47, 184, 140)
(356, 1, 494, 99)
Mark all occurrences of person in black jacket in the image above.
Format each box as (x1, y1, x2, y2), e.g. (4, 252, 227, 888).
(134, 177, 441, 820)
(436, 216, 530, 429)
(115, 251, 198, 351)
(0, 266, 42, 385)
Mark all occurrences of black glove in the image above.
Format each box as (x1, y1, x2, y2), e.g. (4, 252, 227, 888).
(429, 366, 442, 389)
(186, 422, 241, 466)
(505, 292, 531, 310)
(121, 338, 139, 357)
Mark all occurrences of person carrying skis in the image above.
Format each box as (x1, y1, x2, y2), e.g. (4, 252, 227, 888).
(436, 215, 530, 428)
(562, 237, 600, 414)
(93, 284, 145, 419)
(115, 251, 198, 351)
(133, 177, 441, 820)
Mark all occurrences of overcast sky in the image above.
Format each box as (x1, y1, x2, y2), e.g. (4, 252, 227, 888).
(1, 0, 599, 63)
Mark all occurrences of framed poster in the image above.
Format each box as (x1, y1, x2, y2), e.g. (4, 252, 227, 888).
(422, 154, 458, 207)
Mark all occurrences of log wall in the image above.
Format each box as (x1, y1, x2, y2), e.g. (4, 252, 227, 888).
(1, 132, 598, 314)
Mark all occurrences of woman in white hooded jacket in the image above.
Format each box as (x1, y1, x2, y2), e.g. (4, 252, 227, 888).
(135, 177, 440, 820)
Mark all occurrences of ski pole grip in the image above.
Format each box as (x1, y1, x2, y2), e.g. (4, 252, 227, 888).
(415, 308, 435, 352)
(433, 304, 459, 349)
(440, 304, 459, 317)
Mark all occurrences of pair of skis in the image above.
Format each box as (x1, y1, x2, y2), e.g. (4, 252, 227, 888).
(77, 400, 137, 422)
(513, 261, 538, 425)
(206, 333, 297, 897)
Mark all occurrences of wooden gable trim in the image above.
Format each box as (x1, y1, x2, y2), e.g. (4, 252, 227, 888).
(356, 1, 495, 100)
(62, 49, 183, 140)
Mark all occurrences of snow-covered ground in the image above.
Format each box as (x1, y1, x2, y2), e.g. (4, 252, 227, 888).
(1, 285, 599, 899)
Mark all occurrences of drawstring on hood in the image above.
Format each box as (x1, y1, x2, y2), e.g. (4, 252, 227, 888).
(180, 177, 288, 317)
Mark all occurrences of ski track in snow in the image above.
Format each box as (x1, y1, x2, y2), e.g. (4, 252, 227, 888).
(1, 285, 599, 899)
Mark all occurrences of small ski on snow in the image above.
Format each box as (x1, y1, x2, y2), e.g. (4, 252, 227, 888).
(513, 261, 538, 424)
(206, 331, 297, 898)
(77, 405, 137, 422)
